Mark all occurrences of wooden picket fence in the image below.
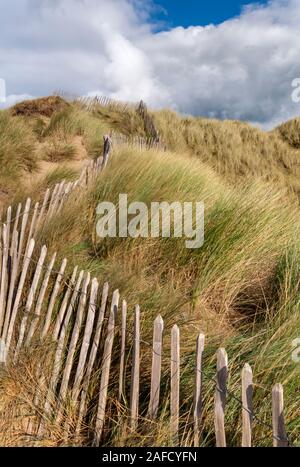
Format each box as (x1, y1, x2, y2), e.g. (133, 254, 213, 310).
(76, 95, 166, 152)
(77, 95, 137, 114)
(0, 236, 290, 446)
(0, 154, 104, 360)
(111, 132, 166, 152)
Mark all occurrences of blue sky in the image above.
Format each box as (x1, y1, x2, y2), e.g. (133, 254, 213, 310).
(152, 0, 269, 28)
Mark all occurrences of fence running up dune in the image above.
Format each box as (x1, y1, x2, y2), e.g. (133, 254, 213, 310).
(0, 136, 292, 447)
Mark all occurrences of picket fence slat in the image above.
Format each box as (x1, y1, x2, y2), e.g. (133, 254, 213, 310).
(53, 265, 78, 341)
(272, 384, 288, 448)
(214, 348, 228, 448)
(41, 257, 67, 338)
(2, 230, 19, 342)
(170, 324, 180, 444)
(0, 224, 8, 333)
(148, 315, 164, 419)
(11, 203, 21, 255)
(25, 202, 39, 257)
(242, 363, 253, 447)
(130, 305, 140, 431)
(119, 299, 127, 403)
(18, 198, 31, 262)
(194, 333, 205, 447)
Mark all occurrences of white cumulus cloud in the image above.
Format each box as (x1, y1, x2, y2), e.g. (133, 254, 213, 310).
(0, 0, 299, 127)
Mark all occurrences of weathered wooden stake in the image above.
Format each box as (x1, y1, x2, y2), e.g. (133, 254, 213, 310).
(170, 324, 180, 444)
(2, 231, 19, 341)
(18, 198, 31, 262)
(130, 305, 140, 431)
(24, 202, 39, 257)
(52, 265, 78, 341)
(214, 348, 228, 447)
(36, 189, 50, 230)
(148, 315, 164, 419)
(193, 333, 205, 447)
(241, 363, 253, 447)
(0, 224, 8, 333)
(272, 383, 288, 447)
(41, 258, 67, 338)
(119, 299, 127, 403)
(102, 135, 111, 169)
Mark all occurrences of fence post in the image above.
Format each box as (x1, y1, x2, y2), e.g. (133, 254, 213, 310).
(170, 324, 180, 445)
(36, 189, 50, 231)
(6, 207, 11, 262)
(241, 363, 253, 447)
(24, 202, 39, 257)
(193, 333, 205, 447)
(272, 383, 288, 447)
(52, 265, 78, 341)
(130, 305, 140, 431)
(41, 258, 67, 338)
(102, 135, 111, 169)
(119, 300, 127, 403)
(18, 198, 31, 262)
(11, 203, 22, 253)
(0, 224, 8, 333)
(1, 230, 19, 342)
(214, 348, 228, 447)
(148, 315, 164, 419)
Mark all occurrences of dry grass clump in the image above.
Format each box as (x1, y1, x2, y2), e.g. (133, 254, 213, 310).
(43, 139, 77, 162)
(276, 117, 300, 149)
(10, 96, 69, 118)
(0, 111, 38, 196)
